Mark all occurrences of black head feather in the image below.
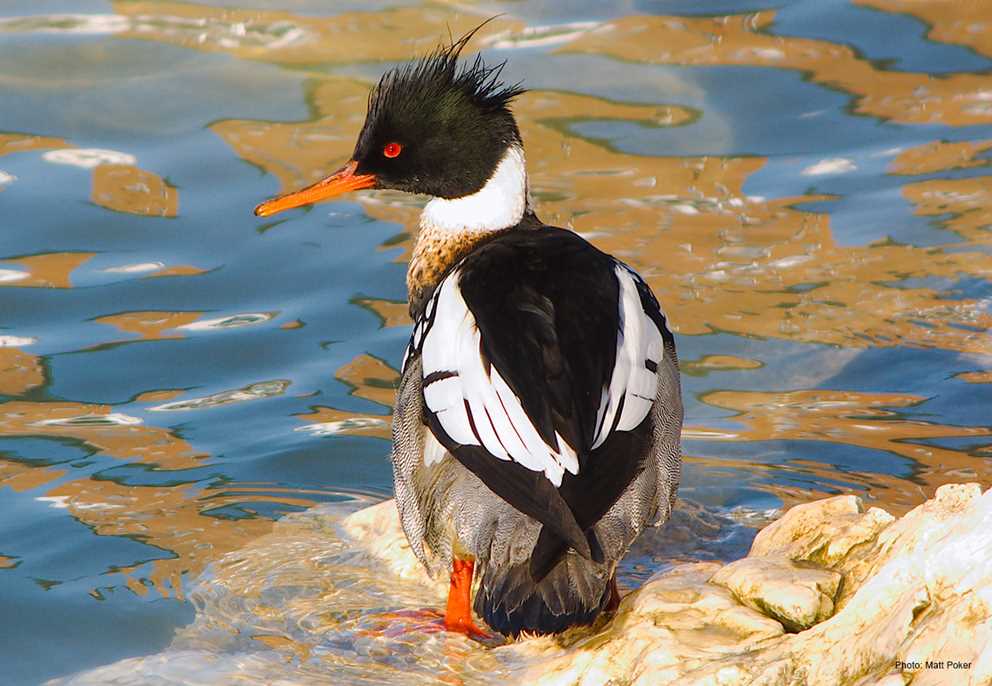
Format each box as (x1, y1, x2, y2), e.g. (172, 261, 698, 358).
(352, 23, 526, 199)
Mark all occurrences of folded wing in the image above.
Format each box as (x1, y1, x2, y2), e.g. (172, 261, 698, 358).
(400, 229, 672, 563)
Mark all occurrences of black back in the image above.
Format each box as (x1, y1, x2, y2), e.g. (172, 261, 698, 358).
(421, 227, 667, 581)
(457, 228, 619, 459)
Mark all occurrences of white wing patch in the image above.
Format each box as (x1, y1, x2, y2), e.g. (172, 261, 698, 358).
(418, 272, 579, 487)
(591, 265, 665, 449)
(423, 431, 447, 467)
(401, 287, 439, 374)
(410, 263, 665, 487)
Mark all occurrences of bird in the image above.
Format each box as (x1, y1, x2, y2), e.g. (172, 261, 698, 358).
(254, 26, 683, 638)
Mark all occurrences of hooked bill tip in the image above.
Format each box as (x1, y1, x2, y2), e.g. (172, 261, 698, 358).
(251, 161, 373, 219)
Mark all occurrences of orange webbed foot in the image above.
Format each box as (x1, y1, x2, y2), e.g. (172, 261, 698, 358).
(375, 608, 446, 637)
(444, 558, 495, 641)
(443, 615, 493, 640)
(356, 607, 446, 639)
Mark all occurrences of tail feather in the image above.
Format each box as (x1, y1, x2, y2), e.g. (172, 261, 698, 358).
(476, 554, 611, 636)
(529, 524, 605, 582)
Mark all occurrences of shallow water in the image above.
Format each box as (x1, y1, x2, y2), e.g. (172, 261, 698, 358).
(0, 1, 990, 684)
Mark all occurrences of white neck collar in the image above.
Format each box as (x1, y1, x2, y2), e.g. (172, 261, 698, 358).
(420, 145, 527, 234)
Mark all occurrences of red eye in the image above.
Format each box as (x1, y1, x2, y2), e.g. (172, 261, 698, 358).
(383, 142, 402, 158)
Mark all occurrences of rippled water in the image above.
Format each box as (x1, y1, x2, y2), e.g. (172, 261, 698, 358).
(1, 1, 990, 684)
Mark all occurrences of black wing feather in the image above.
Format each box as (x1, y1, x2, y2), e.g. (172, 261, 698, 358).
(419, 227, 670, 579)
(456, 228, 620, 465)
(424, 409, 591, 559)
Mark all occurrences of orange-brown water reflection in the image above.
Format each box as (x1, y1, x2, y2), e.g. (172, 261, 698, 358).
(0, 398, 246, 598)
(561, 11, 992, 127)
(0, 133, 68, 160)
(689, 389, 991, 515)
(217, 78, 992, 353)
(110, 2, 521, 65)
(0, 393, 342, 601)
(859, 0, 992, 59)
(2, 6, 992, 678)
(296, 353, 398, 440)
(0, 346, 399, 603)
(204, 2, 991, 521)
(0, 132, 182, 217)
(0, 348, 44, 395)
(91, 163, 179, 217)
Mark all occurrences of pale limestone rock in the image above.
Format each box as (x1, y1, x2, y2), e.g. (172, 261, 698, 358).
(334, 486, 992, 685)
(505, 483, 992, 685)
(514, 563, 785, 686)
(710, 556, 841, 631)
(833, 482, 982, 609)
(870, 676, 906, 686)
(749, 494, 895, 566)
(50, 484, 992, 686)
(340, 498, 440, 590)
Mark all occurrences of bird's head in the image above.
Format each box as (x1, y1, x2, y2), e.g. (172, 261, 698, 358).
(254, 27, 526, 219)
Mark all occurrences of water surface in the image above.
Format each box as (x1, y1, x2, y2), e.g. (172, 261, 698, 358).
(1, 1, 990, 683)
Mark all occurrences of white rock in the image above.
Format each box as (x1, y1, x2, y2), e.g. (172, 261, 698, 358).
(749, 493, 895, 566)
(515, 483, 992, 685)
(341, 499, 442, 592)
(710, 556, 841, 631)
(48, 483, 992, 686)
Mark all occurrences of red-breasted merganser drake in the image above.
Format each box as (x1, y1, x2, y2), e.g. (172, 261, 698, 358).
(254, 29, 683, 638)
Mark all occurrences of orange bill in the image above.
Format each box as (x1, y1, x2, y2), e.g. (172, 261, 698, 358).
(253, 160, 376, 217)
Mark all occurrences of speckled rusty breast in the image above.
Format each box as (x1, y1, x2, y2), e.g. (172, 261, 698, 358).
(406, 225, 505, 318)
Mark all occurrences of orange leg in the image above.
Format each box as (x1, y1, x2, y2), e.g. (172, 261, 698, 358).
(444, 558, 490, 639)
(605, 574, 621, 614)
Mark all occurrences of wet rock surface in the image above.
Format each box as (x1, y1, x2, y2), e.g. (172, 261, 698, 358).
(313, 484, 992, 685)
(49, 484, 992, 685)
(710, 556, 841, 632)
(513, 483, 992, 685)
